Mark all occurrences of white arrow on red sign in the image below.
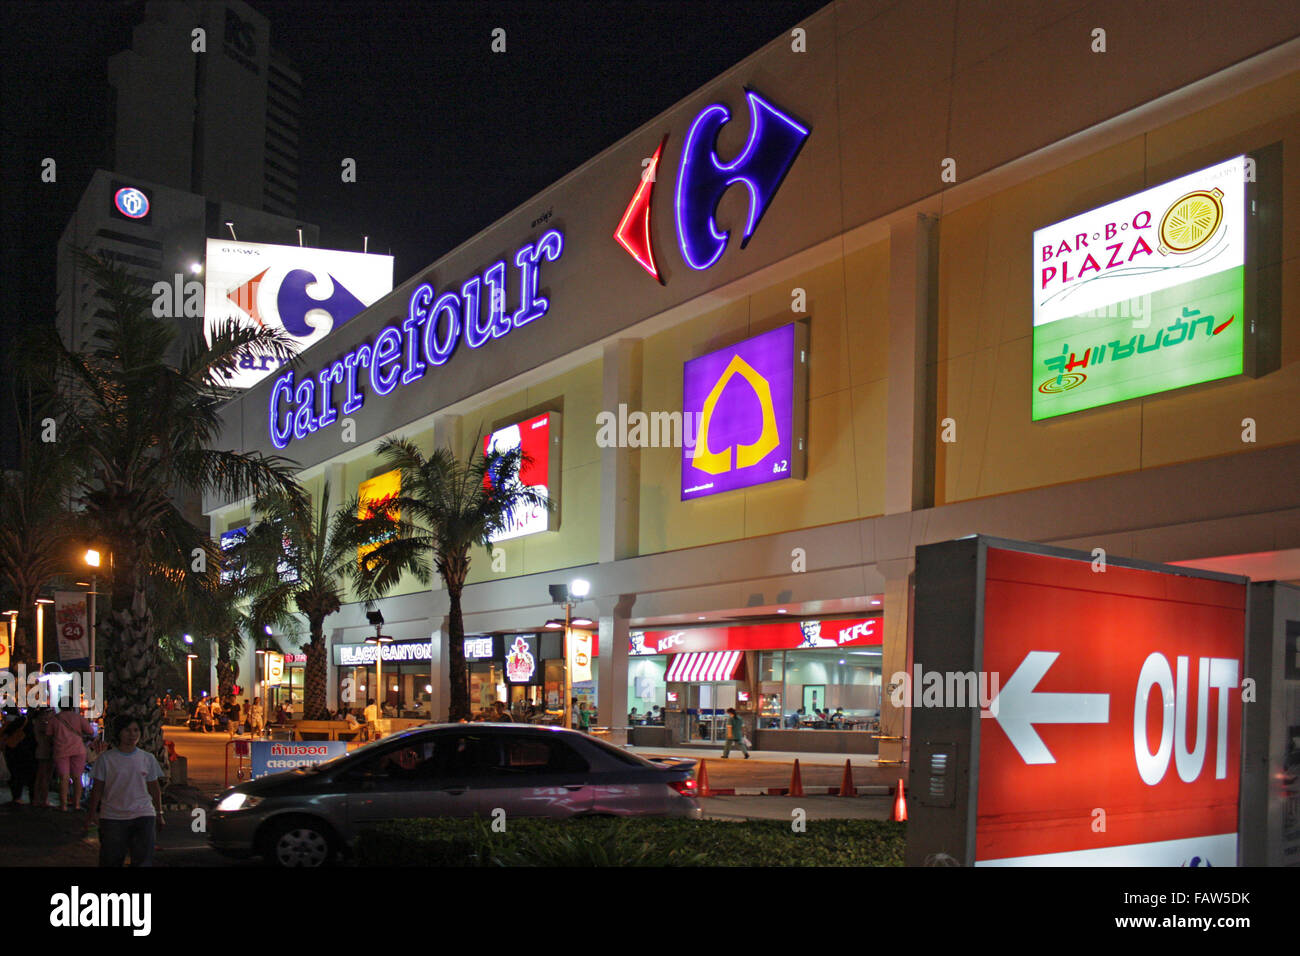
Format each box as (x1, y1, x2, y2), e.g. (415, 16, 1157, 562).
(987, 651, 1110, 765)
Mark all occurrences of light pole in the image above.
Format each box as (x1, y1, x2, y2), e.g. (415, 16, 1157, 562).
(187, 653, 198, 701)
(548, 578, 590, 731)
(84, 549, 102, 678)
(365, 609, 391, 728)
(35, 597, 54, 669)
(3, 611, 16, 668)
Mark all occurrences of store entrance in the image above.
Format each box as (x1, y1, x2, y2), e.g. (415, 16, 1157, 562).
(686, 682, 736, 743)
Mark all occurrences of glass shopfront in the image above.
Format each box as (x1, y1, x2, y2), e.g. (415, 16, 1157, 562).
(333, 639, 433, 717)
(463, 633, 600, 724)
(628, 616, 883, 749)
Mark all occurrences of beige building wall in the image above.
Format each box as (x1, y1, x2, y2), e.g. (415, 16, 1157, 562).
(936, 71, 1300, 504)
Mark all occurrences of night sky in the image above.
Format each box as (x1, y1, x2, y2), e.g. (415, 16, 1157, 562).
(0, 1, 826, 435)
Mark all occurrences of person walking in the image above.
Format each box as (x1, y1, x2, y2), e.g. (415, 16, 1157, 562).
(1, 709, 39, 807)
(47, 705, 95, 810)
(249, 697, 265, 738)
(31, 707, 54, 807)
(721, 707, 749, 759)
(86, 715, 164, 867)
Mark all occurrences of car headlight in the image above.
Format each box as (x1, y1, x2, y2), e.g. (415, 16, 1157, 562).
(216, 792, 263, 813)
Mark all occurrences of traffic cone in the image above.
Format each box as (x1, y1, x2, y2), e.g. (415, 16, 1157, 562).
(696, 759, 712, 797)
(838, 759, 856, 797)
(892, 778, 908, 821)
(788, 759, 804, 797)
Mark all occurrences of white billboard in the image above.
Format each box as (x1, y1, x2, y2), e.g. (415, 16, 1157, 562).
(204, 239, 394, 389)
(1034, 156, 1247, 328)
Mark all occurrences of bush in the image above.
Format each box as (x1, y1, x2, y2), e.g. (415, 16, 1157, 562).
(354, 816, 905, 867)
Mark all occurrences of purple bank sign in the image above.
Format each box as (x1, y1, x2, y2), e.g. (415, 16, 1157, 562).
(681, 323, 807, 500)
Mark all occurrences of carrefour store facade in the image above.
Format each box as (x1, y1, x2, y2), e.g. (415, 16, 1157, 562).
(207, 3, 1300, 757)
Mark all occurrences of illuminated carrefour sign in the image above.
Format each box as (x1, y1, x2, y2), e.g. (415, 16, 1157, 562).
(483, 412, 560, 542)
(614, 90, 809, 281)
(206, 240, 394, 389)
(269, 230, 564, 449)
(681, 323, 807, 500)
(1032, 156, 1249, 420)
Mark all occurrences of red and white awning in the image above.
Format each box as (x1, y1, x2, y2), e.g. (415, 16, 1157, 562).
(665, 650, 743, 682)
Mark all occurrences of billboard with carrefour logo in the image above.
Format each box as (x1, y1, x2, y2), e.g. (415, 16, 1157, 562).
(204, 239, 394, 389)
(1032, 156, 1250, 420)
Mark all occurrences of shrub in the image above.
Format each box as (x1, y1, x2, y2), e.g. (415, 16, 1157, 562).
(354, 816, 905, 867)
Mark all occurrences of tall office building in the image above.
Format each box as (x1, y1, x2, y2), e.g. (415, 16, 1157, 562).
(57, 0, 314, 361)
(106, 0, 300, 216)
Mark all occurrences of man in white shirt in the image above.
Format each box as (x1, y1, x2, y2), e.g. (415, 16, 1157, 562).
(363, 698, 379, 741)
(86, 716, 164, 867)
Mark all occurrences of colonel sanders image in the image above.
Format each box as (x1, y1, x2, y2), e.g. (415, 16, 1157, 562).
(797, 620, 835, 648)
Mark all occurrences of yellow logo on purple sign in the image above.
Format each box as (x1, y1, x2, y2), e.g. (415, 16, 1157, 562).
(682, 324, 797, 499)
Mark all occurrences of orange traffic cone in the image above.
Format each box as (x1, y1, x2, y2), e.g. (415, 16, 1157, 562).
(838, 759, 857, 797)
(788, 759, 804, 797)
(696, 759, 712, 797)
(892, 778, 908, 821)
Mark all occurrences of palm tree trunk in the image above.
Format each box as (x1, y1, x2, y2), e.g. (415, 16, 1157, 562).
(447, 582, 468, 722)
(304, 617, 329, 720)
(215, 637, 236, 700)
(101, 563, 168, 781)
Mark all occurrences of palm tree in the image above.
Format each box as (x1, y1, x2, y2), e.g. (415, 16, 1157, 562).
(0, 365, 83, 667)
(227, 482, 418, 720)
(0, 437, 80, 669)
(38, 250, 303, 770)
(353, 436, 547, 721)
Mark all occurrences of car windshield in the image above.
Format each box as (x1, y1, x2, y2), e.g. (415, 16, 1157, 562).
(307, 731, 419, 772)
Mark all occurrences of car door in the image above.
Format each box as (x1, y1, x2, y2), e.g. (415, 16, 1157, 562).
(341, 733, 494, 832)
(474, 732, 595, 819)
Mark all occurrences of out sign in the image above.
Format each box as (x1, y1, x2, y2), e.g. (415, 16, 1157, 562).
(977, 547, 1246, 865)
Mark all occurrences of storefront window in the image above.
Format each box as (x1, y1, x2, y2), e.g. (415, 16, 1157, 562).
(627, 656, 666, 723)
(755, 647, 881, 730)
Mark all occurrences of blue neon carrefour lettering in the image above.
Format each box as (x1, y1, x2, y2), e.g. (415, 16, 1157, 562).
(675, 91, 809, 271)
(267, 229, 563, 448)
(269, 372, 294, 449)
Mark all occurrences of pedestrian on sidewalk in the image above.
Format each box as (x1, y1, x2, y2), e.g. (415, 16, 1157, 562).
(721, 707, 749, 759)
(249, 697, 265, 737)
(1, 708, 38, 806)
(31, 706, 54, 807)
(47, 706, 95, 811)
(86, 715, 164, 867)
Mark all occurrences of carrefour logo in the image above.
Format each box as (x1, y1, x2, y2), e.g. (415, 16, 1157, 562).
(614, 89, 809, 282)
(114, 187, 150, 219)
(206, 239, 394, 390)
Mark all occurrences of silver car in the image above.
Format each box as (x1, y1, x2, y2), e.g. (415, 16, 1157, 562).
(209, 723, 701, 866)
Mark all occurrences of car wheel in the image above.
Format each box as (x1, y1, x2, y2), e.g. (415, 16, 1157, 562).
(261, 817, 337, 868)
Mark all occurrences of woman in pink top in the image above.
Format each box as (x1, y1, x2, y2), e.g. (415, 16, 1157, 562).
(47, 707, 95, 811)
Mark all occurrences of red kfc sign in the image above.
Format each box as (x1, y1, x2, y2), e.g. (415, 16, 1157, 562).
(976, 548, 1246, 866)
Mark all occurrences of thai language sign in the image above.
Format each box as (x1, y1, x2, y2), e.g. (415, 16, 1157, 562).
(1032, 156, 1247, 420)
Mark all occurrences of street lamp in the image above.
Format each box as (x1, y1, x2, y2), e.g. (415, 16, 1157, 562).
(547, 578, 590, 731)
(365, 609, 391, 730)
(84, 549, 103, 679)
(34, 597, 54, 669)
(187, 653, 198, 702)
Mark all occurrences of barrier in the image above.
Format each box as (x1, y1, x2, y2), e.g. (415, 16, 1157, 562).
(224, 739, 251, 789)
